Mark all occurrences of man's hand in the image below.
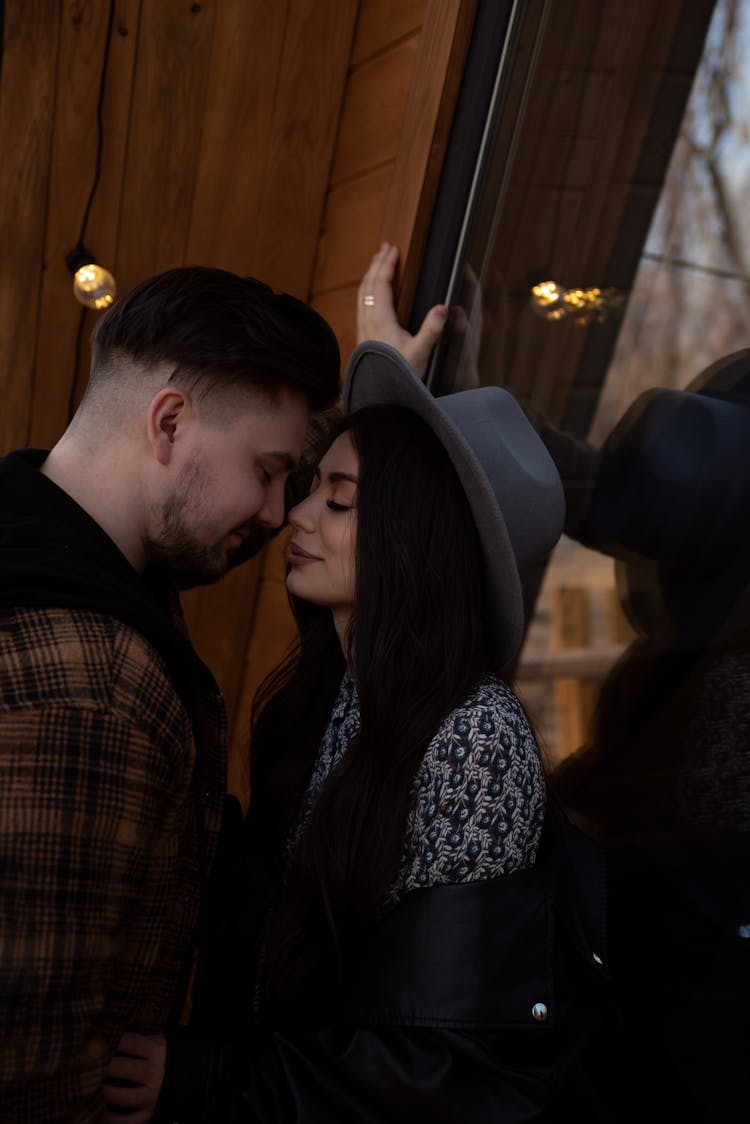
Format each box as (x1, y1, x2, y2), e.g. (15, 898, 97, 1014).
(357, 243, 447, 379)
(102, 1033, 166, 1124)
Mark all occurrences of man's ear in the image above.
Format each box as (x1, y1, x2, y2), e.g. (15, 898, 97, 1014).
(147, 388, 192, 465)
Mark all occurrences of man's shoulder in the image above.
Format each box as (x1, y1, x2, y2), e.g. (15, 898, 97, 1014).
(0, 604, 188, 728)
(0, 602, 167, 662)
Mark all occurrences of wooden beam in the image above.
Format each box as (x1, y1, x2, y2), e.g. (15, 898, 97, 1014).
(516, 643, 627, 680)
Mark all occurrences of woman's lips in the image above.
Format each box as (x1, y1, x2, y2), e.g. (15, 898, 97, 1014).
(289, 541, 320, 564)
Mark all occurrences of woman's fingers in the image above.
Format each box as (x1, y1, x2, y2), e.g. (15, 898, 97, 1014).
(102, 1032, 166, 1123)
(357, 243, 400, 344)
(356, 243, 446, 379)
(105, 1053, 158, 1084)
(101, 1110, 153, 1124)
(410, 305, 448, 375)
(113, 1032, 166, 1065)
(103, 1076, 154, 1109)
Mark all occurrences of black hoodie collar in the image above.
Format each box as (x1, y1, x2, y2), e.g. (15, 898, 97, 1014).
(0, 449, 217, 706)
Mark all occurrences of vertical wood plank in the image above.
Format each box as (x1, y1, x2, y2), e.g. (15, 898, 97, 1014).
(552, 587, 599, 758)
(351, 0, 427, 65)
(311, 283, 360, 366)
(250, 0, 360, 296)
(606, 586, 637, 645)
(185, 3, 289, 271)
(228, 532, 297, 807)
(329, 36, 420, 186)
(188, 0, 358, 295)
(114, 0, 217, 286)
(0, 0, 60, 453)
(312, 165, 393, 293)
(381, 0, 478, 319)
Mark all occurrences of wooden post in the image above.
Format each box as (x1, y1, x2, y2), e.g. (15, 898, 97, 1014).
(551, 587, 600, 760)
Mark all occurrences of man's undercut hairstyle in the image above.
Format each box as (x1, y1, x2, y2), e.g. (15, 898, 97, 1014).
(89, 265, 340, 411)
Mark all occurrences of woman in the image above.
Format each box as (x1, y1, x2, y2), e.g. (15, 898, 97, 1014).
(105, 342, 613, 1123)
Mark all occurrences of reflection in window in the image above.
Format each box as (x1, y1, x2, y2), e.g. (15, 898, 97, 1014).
(591, 0, 750, 442)
(432, 0, 750, 763)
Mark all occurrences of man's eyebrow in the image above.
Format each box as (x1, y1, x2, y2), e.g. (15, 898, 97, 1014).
(265, 451, 299, 472)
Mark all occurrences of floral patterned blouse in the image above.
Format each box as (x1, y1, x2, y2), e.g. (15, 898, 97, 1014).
(290, 673, 546, 901)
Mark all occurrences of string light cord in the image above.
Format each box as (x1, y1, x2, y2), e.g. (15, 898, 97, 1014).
(68, 0, 116, 421)
(74, 0, 115, 253)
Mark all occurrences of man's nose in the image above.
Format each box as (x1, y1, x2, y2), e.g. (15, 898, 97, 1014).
(256, 483, 286, 529)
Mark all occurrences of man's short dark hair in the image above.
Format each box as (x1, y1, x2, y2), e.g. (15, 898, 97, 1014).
(90, 266, 340, 412)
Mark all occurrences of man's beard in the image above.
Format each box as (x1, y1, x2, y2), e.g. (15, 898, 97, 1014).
(145, 458, 234, 590)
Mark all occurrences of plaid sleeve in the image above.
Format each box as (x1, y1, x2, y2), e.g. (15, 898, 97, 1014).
(0, 614, 194, 1122)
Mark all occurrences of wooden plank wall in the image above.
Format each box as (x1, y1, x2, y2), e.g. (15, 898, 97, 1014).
(0, 0, 477, 802)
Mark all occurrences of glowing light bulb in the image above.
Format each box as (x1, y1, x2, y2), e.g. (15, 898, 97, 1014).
(65, 245, 117, 310)
(72, 262, 117, 309)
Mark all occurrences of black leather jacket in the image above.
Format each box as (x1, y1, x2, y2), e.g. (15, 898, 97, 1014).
(155, 817, 618, 1123)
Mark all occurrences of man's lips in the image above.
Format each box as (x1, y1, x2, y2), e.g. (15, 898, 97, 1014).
(289, 541, 321, 564)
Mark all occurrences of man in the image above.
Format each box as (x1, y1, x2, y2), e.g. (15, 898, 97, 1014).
(0, 265, 340, 1122)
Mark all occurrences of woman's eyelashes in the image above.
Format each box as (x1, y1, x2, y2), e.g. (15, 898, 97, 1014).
(326, 499, 355, 512)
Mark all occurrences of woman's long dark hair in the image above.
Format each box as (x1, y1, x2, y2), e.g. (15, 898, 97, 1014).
(247, 404, 500, 1011)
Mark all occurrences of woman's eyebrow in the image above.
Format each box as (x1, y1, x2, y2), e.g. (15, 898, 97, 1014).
(327, 472, 359, 485)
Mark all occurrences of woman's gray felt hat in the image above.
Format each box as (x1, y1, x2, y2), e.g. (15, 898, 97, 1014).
(342, 341, 565, 664)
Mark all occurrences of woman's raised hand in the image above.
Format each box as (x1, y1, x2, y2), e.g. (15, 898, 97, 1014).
(357, 243, 447, 379)
(102, 1032, 166, 1124)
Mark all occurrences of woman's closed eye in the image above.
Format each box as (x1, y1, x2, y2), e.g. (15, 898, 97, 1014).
(326, 499, 357, 514)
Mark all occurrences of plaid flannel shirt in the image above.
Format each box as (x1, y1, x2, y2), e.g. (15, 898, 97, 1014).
(0, 606, 226, 1123)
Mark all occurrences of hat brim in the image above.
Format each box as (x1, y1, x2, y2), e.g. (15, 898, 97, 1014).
(342, 341, 523, 665)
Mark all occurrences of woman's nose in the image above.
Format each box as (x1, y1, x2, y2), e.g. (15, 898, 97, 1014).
(287, 494, 315, 530)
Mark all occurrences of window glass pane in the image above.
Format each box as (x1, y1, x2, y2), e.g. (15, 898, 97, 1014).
(431, 0, 749, 781)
